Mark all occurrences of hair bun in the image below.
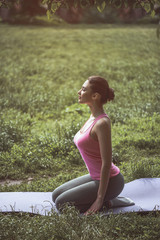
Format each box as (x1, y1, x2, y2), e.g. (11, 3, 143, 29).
(88, 76, 114, 104)
(107, 88, 115, 101)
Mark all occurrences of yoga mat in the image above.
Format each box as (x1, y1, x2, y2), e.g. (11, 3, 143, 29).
(108, 178, 160, 215)
(0, 178, 160, 215)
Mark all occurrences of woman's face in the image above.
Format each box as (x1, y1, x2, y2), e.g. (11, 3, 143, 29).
(78, 80, 93, 104)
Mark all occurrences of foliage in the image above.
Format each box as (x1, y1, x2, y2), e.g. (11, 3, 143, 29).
(2, 15, 66, 26)
(1, 0, 160, 16)
(0, 210, 160, 240)
(81, 5, 120, 24)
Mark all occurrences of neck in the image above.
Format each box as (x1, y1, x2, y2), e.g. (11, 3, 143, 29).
(88, 104, 105, 118)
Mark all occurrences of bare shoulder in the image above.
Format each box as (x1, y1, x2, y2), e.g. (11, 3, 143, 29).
(94, 117, 111, 132)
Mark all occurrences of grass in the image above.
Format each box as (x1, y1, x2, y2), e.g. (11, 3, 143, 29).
(0, 22, 160, 239)
(0, 210, 160, 240)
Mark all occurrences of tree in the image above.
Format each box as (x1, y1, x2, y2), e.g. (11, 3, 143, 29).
(0, 0, 160, 17)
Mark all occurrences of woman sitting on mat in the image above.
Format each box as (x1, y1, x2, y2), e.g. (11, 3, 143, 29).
(52, 76, 124, 215)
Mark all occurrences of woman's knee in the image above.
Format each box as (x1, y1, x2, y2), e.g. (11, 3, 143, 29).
(52, 174, 92, 203)
(52, 190, 56, 202)
(52, 187, 72, 209)
(55, 193, 73, 211)
(52, 182, 68, 202)
(52, 188, 60, 202)
(54, 196, 62, 210)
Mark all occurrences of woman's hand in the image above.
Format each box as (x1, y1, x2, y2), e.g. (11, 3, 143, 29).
(84, 197, 104, 216)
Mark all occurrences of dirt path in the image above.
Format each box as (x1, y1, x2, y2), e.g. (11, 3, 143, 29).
(0, 178, 33, 186)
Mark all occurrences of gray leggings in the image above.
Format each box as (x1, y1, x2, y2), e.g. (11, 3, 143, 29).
(52, 172, 124, 213)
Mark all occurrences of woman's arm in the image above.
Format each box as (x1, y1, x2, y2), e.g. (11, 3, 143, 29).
(85, 117, 112, 215)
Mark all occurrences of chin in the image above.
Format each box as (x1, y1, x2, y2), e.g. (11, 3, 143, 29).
(78, 100, 83, 104)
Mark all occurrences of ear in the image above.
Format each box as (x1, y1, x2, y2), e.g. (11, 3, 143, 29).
(92, 92, 101, 101)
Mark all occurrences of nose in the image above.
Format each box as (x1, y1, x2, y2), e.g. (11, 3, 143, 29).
(78, 89, 81, 95)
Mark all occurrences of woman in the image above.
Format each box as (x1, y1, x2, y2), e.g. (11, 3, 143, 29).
(52, 76, 124, 215)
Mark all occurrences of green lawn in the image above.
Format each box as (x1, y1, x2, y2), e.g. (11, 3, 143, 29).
(0, 23, 160, 239)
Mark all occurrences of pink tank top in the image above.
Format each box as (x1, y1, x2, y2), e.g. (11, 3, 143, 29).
(74, 113, 120, 180)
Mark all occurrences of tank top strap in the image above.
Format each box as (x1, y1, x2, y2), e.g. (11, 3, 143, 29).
(95, 113, 109, 121)
(89, 113, 109, 129)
